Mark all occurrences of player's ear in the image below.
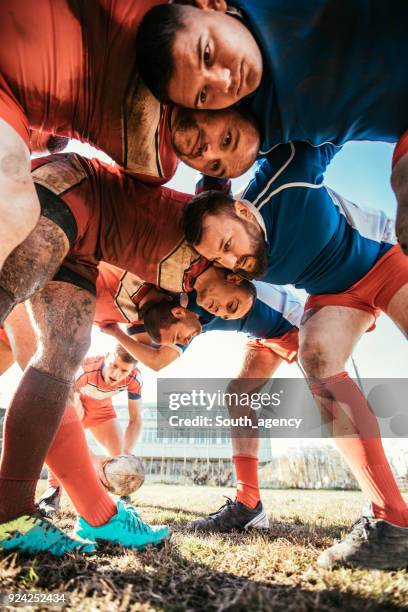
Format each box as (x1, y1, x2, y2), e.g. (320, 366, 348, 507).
(195, 0, 228, 12)
(234, 199, 254, 221)
(226, 272, 243, 284)
(171, 306, 186, 319)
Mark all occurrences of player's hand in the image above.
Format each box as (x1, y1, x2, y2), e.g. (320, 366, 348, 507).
(92, 454, 111, 488)
(100, 322, 121, 337)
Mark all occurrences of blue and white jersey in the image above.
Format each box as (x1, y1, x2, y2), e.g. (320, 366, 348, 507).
(242, 142, 396, 294)
(231, 0, 408, 149)
(187, 282, 303, 341)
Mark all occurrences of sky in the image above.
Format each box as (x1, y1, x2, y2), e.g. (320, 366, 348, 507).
(0, 139, 406, 456)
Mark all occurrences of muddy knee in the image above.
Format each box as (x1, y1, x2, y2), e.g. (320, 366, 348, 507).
(299, 338, 332, 378)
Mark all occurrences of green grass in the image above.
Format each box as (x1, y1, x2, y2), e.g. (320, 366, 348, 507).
(0, 484, 407, 611)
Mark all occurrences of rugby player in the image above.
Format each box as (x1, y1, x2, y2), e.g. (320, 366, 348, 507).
(183, 141, 408, 569)
(103, 266, 302, 533)
(0, 152, 206, 554)
(0, 0, 174, 271)
(136, 0, 408, 251)
(0, 0, 258, 274)
(39, 344, 143, 517)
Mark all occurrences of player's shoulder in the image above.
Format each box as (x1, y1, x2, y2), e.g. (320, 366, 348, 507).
(130, 366, 143, 386)
(31, 152, 98, 196)
(244, 141, 337, 209)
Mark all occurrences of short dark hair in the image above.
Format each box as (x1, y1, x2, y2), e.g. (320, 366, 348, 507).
(241, 278, 257, 309)
(183, 190, 236, 246)
(47, 135, 69, 154)
(114, 343, 138, 365)
(136, 4, 189, 103)
(143, 302, 179, 344)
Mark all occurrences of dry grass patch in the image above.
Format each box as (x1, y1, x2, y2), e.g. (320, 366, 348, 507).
(0, 484, 406, 611)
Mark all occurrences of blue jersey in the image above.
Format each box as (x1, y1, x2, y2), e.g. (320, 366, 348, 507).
(231, 0, 408, 149)
(187, 282, 302, 341)
(242, 142, 396, 294)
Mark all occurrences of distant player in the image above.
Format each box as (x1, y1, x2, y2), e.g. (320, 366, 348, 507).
(39, 345, 143, 517)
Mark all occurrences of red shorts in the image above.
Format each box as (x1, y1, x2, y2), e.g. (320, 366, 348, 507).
(0, 326, 11, 349)
(80, 397, 117, 429)
(305, 245, 408, 323)
(393, 130, 408, 168)
(246, 327, 299, 364)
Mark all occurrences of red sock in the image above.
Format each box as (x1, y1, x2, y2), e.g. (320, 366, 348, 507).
(45, 404, 117, 526)
(310, 372, 408, 527)
(393, 129, 408, 167)
(233, 455, 260, 509)
(0, 366, 71, 522)
(47, 470, 60, 489)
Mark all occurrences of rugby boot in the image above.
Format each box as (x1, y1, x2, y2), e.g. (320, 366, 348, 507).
(189, 497, 269, 533)
(318, 503, 408, 570)
(38, 486, 61, 518)
(0, 513, 95, 556)
(75, 500, 170, 550)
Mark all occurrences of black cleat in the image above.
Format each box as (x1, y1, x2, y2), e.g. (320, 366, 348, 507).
(318, 503, 408, 570)
(37, 486, 61, 518)
(189, 498, 269, 533)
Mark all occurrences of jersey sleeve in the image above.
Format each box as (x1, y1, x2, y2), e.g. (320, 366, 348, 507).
(0, 85, 30, 148)
(127, 369, 143, 400)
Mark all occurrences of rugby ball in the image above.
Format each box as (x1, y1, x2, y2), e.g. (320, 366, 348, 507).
(103, 454, 145, 495)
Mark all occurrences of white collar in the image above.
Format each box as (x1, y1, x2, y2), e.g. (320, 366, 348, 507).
(240, 199, 269, 243)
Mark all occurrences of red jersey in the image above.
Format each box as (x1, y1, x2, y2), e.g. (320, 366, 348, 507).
(76, 355, 142, 402)
(0, 0, 177, 182)
(0, 326, 11, 349)
(32, 154, 207, 290)
(94, 263, 148, 326)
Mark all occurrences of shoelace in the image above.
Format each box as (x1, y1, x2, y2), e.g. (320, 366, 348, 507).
(348, 516, 371, 542)
(208, 497, 235, 518)
(122, 507, 152, 535)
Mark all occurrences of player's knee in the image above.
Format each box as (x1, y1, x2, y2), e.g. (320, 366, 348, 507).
(62, 333, 92, 372)
(299, 337, 331, 378)
(37, 331, 91, 378)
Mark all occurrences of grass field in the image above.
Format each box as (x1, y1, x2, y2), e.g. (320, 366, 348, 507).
(0, 484, 407, 611)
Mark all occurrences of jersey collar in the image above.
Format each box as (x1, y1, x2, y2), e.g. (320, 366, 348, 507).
(241, 199, 269, 243)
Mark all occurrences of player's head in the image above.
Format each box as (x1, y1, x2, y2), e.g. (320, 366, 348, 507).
(184, 191, 268, 279)
(194, 265, 256, 319)
(170, 107, 259, 178)
(30, 131, 69, 154)
(136, 0, 262, 108)
(144, 302, 202, 346)
(103, 344, 137, 384)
